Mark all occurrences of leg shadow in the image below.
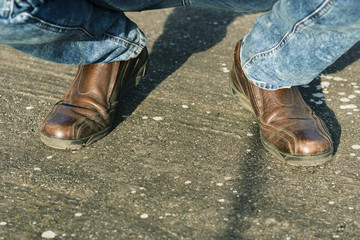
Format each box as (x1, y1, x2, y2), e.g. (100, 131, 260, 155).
(221, 137, 268, 239)
(113, 6, 242, 125)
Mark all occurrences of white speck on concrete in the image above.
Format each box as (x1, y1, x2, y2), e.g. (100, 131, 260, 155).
(26, 106, 34, 110)
(349, 206, 354, 210)
(338, 92, 346, 95)
(0, 222, 7, 226)
(333, 76, 346, 81)
(246, 149, 251, 152)
(347, 112, 353, 115)
(340, 98, 350, 102)
(185, 180, 192, 185)
(75, 213, 82, 217)
(340, 104, 357, 109)
(350, 153, 356, 156)
(348, 95, 356, 99)
(142, 116, 148, 119)
(140, 214, 149, 219)
(41, 230, 56, 239)
(246, 133, 254, 137)
(355, 90, 360, 94)
(312, 93, 324, 98)
(351, 145, 360, 150)
(34, 167, 41, 171)
(329, 201, 335, 205)
(206, 111, 211, 114)
(222, 67, 230, 73)
(46, 156, 53, 159)
(152, 117, 163, 121)
(321, 81, 330, 88)
(322, 75, 333, 79)
(218, 199, 225, 203)
(332, 234, 340, 239)
(182, 105, 189, 109)
(216, 183, 223, 186)
(131, 190, 136, 194)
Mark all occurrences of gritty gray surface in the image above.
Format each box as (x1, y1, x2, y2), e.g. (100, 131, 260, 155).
(1, 7, 360, 240)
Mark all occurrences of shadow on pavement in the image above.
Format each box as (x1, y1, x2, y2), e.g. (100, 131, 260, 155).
(114, 6, 241, 123)
(114, 7, 271, 238)
(113, 6, 359, 238)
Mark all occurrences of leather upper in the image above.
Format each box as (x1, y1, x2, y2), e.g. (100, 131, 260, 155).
(232, 41, 332, 156)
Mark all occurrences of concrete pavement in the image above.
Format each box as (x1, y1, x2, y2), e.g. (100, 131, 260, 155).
(1, 7, 360, 239)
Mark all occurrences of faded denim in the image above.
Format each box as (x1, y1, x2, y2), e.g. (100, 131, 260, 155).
(240, 0, 360, 89)
(0, 0, 359, 88)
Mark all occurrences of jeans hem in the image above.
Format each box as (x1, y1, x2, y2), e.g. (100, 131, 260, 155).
(242, 0, 337, 72)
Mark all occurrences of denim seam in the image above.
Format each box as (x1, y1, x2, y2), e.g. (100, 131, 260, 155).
(0, 0, 10, 19)
(25, 14, 144, 50)
(182, 0, 191, 6)
(19, 12, 95, 38)
(8, 0, 14, 19)
(104, 31, 145, 50)
(242, 0, 337, 71)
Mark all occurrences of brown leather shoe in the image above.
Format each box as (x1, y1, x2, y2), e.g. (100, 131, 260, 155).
(230, 41, 333, 166)
(40, 48, 149, 149)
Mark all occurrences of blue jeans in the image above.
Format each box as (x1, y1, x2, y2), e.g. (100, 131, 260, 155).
(0, 0, 359, 89)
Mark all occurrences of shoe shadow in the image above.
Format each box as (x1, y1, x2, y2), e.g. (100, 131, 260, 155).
(112, 6, 242, 126)
(299, 78, 341, 155)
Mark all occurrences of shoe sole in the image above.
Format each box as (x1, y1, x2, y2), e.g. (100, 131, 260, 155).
(229, 70, 333, 166)
(40, 60, 149, 150)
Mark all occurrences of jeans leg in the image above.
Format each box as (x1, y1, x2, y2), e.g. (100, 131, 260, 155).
(88, 0, 183, 12)
(240, 0, 360, 89)
(188, 0, 277, 13)
(0, 0, 157, 65)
